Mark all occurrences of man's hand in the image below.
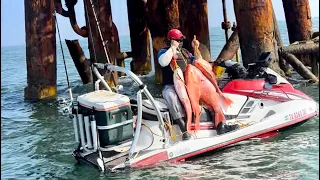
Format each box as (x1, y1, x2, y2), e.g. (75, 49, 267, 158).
(171, 39, 180, 49)
(192, 39, 200, 49)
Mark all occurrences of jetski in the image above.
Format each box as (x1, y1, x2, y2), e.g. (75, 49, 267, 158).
(216, 52, 314, 102)
(69, 63, 318, 172)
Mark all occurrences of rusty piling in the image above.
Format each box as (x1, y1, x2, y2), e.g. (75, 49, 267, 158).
(217, 29, 240, 61)
(84, 0, 120, 87)
(282, 0, 312, 44)
(221, 0, 231, 42)
(65, 40, 92, 84)
(143, 0, 180, 84)
(179, 0, 211, 61)
(233, 0, 282, 74)
(127, 0, 152, 75)
(24, 0, 57, 100)
(282, 0, 313, 67)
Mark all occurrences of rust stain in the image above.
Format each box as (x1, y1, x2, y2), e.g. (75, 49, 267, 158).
(282, 0, 312, 43)
(85, 0, 119, 86)
(25, 0, 57, 100)
(178, 0, 210, 59)
(234, 0, 278, 67)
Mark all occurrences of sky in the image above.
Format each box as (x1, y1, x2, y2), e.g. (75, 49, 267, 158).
(1, 0, 319, 47)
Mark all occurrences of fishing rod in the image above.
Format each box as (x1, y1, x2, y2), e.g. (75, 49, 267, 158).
(54, 11, 73, 102)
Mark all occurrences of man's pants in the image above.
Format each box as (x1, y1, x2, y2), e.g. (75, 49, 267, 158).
(162, 85, 186, 120)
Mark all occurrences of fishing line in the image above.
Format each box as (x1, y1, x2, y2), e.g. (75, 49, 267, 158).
(85, 0, 117, 87)
(84, 0, 98, 65)
(54, 11, 73, 102)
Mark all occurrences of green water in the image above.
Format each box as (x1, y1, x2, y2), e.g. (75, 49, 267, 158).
(1, 19, 319, 179)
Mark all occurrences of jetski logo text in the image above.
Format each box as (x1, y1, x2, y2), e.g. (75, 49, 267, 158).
(285, 109, 307, 121)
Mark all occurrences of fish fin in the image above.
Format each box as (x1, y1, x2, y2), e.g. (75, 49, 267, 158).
(196, 109, 201, 130)
(214, 108, 226, 126)
(187, 114, 192, 132)
(191, 111, 201, 132)
(193, 107, 201, 131)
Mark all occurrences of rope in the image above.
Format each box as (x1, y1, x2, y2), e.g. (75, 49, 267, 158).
(54, 11, 70, 89)
(227, 119, 257, 128)
(141, 120, 195, 141)
(84, 0, 98, 65)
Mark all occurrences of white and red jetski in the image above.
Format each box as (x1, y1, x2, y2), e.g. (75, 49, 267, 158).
(69, 62, 318, 172)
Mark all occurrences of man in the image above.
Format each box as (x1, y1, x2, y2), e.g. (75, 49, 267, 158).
(158, 29, 239, 140)
(158, 29, 193, 140)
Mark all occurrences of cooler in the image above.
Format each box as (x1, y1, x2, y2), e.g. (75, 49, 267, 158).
(77, 90, 133, 147)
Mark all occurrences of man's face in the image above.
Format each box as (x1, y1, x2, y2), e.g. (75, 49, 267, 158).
(174, 39, 183, 49)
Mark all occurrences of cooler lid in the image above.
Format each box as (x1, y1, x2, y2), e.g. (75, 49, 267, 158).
(77, 90, 130, 111)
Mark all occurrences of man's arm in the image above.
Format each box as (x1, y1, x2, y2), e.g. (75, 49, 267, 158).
(158, 47, 177, 67)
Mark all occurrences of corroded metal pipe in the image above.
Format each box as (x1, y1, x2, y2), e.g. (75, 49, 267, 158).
(282, 0, 313, 67)
(312, 31, 319, 39)
(281, 43, 319, 54)
(217, 29, 239, 61)
(143, 0, 180, 84)
(55, 0, 88, 37)
(233, 0, 277, 68)
(24, 0, 57, 100)
(116, 52, 133, 60)
(55, 0, 69, 17)
(65, 0, 88, 37)
(65, 40, 92, 84)
(84, 0, 119, 87)
(281, 52, 318, 83)
(271, 2, 291, 76)
(221, 0, 231, 42)
(179, 0, 211, 61)
(127, 0, 152, 75)
(282, 0, 312, 44)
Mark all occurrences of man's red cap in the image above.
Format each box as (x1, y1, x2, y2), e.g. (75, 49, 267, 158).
(167, 29, 186, 40)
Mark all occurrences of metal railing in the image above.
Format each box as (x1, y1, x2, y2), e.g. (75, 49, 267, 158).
(91, 63, 169, 159)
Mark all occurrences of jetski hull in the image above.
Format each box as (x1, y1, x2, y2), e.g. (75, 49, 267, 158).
(70, 64, 318, 172)
(76, 93, 318, 171)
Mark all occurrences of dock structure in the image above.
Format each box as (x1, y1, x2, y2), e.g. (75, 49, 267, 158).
(282, 0, 312, 44)
(282, 0, 318, 77)
(24, 0, 319, 100)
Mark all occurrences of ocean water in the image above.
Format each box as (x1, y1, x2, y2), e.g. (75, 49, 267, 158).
(1, 18, 319, 180)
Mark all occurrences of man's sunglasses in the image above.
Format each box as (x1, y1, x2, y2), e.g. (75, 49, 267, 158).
(172, 39, 183, 43)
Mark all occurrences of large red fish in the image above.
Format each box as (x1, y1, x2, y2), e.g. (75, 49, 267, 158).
(193, 66, 226, 127)
(171, 61, 193, 132)
(184, 64, 202, 131)
(185, 64, 226, 128)
(193, 58, 233, 109)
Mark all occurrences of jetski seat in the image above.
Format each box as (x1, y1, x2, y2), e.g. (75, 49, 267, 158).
(130, 98, 213, 123)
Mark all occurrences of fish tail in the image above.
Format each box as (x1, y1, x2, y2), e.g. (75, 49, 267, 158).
(220, 94, 233, 108)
